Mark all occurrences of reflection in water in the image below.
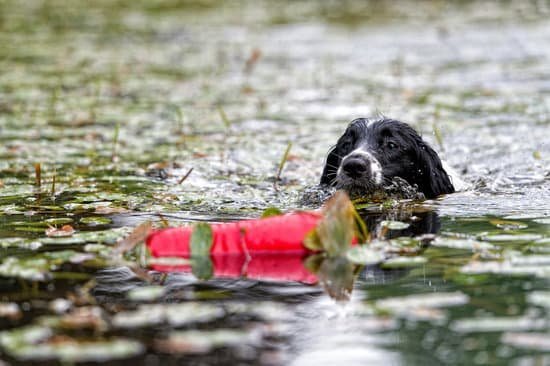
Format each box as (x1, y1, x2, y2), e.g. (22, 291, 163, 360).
(92, 205, 444, 365)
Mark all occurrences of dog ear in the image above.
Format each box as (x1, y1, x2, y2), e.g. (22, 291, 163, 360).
(416, 143, 455, 198)
(320, 146, 340, 185)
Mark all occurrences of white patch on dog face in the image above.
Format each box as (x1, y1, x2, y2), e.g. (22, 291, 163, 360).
(339, 147, 383, 185)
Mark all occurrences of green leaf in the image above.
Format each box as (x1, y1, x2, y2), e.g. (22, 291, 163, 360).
(79, 216, 113, 226)
(190, 223, 213, 257)
(303, 229, 323, 251)
(302, 254, 324, 274)
(261, 207, 283, 218)
(191, 257, 213, 280)
(315, 191, 361, 257)
(275, 142, 292, 181)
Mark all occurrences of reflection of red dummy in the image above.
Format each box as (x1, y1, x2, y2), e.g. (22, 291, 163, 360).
(147, 212, 323, 284)
(151, 254, 318, 284)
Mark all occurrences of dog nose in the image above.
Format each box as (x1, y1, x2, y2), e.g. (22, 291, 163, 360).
(342, 156, 370, 178)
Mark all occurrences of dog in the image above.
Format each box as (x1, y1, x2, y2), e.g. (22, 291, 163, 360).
(320, 118, 455, 199)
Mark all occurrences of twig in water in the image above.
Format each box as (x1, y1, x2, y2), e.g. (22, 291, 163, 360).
(34, 163, 41, 188)
(178, 167, 194, 185)
(112, 122, 120, 162)
(51, 165, 56, 199)
(433, 106, 444, 150)
(274, 142, 292, 191)
(218, 106, 231, 129)
(244, 48, 262, 74)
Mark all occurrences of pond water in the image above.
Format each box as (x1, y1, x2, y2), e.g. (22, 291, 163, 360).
(1, 1, 549, 365)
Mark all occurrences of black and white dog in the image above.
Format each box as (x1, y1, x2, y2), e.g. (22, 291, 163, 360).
(320, 118, 455, 199)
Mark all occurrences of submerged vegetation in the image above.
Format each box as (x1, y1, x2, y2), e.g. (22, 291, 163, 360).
(0, 0, 549, 365)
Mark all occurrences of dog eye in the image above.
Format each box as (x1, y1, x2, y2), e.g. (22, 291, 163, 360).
(387, 141, 398, 149)
(341, 140, 352, 151)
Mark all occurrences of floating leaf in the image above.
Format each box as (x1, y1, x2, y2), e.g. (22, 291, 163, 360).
(460, 260, 550, 277)
(527, 291, 550, 308)
(112, 303, 225, 328)
(381, 256, 427, 269)
(226, 302, 293, 321)
(0, 302, 22, 320)
(79, 216, 112, 226)
(451, 316, 546, 333)
(380, 220, 410, 230)
(49, 299, 72, 314)
(45, 218, 74, 226)
(489, 219, 528, 230)
(502, 332, 550, 351)
(431, 237, 496, 251)
(261, 207, 283, 218)
(375, 292, 469, 319)
(0, 238, 42, 250)
(45, 225, 75, 237)
(481, 234, 542, 243)
(0, 325, 143, 363)
(127, 286, 166, 302)
(346, 246, 385, 265)
(0, 250, 79, 281)
(156, 328, 261, 354)
(40, 236, 87, 245)
(0, 325, 52, 351)
(39, 306, 107, 331)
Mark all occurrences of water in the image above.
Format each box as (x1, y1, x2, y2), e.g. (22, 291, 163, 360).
(0, 1, 549, 365)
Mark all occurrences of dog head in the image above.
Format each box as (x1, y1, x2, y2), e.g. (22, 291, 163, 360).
(320, 118, 454, 199)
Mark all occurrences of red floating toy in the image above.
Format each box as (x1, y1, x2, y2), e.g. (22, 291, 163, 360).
(146, 211, 323, 257)
(145, 191, 361, 283)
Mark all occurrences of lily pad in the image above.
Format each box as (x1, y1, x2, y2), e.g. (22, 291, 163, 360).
(450, 316, 546, 333)
(346, 246, 385, 265)
(381, 256, 428, 269)
(380, 220, 410, 230)
(481, 234, 542, 243)
(0, 324, 143, 363)
(0, 250, 80, 281)
(527, 291, 550, 308)
(41, 227, 130, 246)
(431, 237, 496, 251)
(112, 303, 225, 328)
(0, 325, 52, 350)
(501, 332, 550, 351)
(0, 302, 22, 320)
(45, 217, 74, 226)
(0, 238, 42, 250)
(79, 216, 112, 226)
(156, 328, 261, 354)
(40, 236, 87, 245)
(489, 219, 528, 230)
(375, 292, 470, 317)
(127, 286, 166, 302)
